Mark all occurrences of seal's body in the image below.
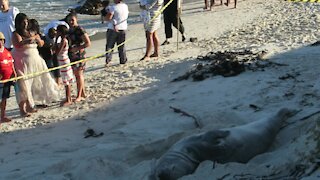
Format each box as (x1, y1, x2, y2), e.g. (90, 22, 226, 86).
(150, 108, 295, 180)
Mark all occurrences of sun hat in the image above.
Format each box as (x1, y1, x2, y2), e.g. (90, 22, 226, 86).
(0, 32, 5, 40)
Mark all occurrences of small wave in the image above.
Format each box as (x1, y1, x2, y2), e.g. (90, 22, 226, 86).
(11, 0, 141, 37)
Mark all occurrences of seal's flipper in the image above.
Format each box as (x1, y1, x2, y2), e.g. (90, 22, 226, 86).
(203, 129, 230, 144)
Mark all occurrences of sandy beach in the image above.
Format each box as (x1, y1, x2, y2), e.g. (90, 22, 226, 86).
(0, 0, 319, 179)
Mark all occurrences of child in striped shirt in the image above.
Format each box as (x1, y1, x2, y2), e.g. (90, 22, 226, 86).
(55, 25, 74, 106)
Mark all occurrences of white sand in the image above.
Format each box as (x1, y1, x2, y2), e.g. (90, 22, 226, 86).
(0, 0, 319, 179)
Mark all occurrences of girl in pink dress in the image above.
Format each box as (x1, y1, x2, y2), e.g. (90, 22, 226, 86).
(55, 25, 74, 106)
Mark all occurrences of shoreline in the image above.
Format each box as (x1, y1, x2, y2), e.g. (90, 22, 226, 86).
(89, 31, 106, 41)
(0, 0, 319, 179)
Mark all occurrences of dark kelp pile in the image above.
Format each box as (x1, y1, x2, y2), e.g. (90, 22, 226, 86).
(172, 50, 286, 82)
(69, 0, 103, 15)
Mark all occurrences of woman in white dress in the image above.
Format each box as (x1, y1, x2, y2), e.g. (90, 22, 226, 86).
(11, 13, 60, 117)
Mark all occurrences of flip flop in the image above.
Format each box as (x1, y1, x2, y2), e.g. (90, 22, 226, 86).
(27, 108, 38, 113)
(182, 35, 186, 42)
(84, 128, 104, 138)
(20, 112, 31, 118)
(36, 104, 48, 108)
(161, 40, 170, 46)
(140, 56, 150, 61)
(150, 53, 159, 58)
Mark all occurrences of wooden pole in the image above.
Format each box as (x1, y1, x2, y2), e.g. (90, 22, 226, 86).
(177, 0, 182, 51)
(177, 12, 179, 51)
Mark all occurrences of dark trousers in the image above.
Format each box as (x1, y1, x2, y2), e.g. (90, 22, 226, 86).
(51, 55, 61, 78)
(105, 29, 127, 64)
(163, 13, 185, 39)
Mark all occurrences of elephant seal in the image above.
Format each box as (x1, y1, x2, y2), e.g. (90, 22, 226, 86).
(149, 108, 297, 180)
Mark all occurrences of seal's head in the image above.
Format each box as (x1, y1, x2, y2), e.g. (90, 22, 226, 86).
(149, 165, 173, 180)
(149, 155, 198, 180)
(149, 164, 187, 180)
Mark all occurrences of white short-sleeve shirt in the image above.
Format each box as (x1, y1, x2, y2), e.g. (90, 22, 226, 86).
(43, 20, 70, 35)
(0, 7, 19, 49)
(107, 2, 129, 31)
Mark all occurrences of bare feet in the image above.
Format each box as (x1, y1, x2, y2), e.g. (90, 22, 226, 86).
(61, 100, 73, 107)
(1, 117, 12, 123)
(74, 97, 85, 103)
(27, 108, 38, 113)
(20, 112, 31, 118)
(74, 97, 81, 102)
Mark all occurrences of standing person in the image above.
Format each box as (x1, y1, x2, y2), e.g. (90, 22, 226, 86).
(104, 0, 129, 66)
(66, 12, 91, 102)
(100, 0, 110, 24)
(35, 21, 62, 86)
(11, 13, 60, 117)
(43, 20, 69, 87)
(43, 19, 69, 37)
(56, 25, 74, 106)
(162, 0, 186, 45)
(47, 28, 63, 86)
(204, 0, 214, 11)
(28, 18, 41, 37)
(0, 0, 19, 50)
(0, 31, 16, 122)
(38, 28, 59, 83)
(140, 0, 163, 61)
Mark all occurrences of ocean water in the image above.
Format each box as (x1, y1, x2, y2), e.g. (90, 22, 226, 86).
(10, 0, 142, 36)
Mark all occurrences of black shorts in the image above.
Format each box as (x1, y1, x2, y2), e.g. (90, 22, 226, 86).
(51, 55, 61, 78)
(0, 82, 12, 99)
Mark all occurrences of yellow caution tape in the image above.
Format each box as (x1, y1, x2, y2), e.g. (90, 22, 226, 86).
(285, 0, 320, 2)
(0, 0, 175, 84)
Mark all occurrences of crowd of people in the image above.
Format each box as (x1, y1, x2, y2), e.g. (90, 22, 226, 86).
(0, 0, 188, 124)
(0, 0, 92, 123)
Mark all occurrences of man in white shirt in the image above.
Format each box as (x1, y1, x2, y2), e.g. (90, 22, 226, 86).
(43, 20, 69, 37)
(105, 0, 129, 65)
(0, 0, 19, 50)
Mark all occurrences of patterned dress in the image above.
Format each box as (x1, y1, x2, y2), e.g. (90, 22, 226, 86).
(143, 0, 163, 33)
(57, 38, 74, 85)
(68, 26, 86, 68)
